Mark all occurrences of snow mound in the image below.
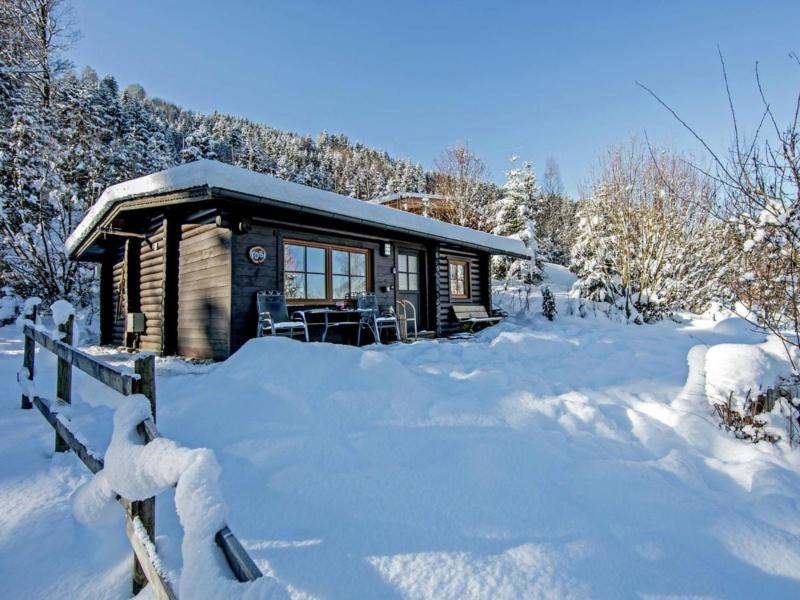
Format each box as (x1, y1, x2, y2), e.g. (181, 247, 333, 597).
(368, 542, 590, 600)
(708, 316, 765, 343)
(705, 336, 793, 410)
(187, 336, 436, 430)
(541, 262, 577, 293)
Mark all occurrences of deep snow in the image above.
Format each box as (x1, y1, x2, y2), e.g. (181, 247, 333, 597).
(1, 265, 800, 599)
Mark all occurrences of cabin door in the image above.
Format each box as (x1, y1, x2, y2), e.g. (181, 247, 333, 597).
(396, 250, 425, 335)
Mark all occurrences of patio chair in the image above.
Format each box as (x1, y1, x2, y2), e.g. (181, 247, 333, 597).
(256, 290, 309, 342)
(355, 293, 400, 345)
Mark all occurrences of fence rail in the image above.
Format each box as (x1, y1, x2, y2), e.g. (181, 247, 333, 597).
(19, 307, 263, 597)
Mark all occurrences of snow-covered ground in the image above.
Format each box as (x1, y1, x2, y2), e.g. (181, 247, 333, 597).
(2, 264, 800, 599)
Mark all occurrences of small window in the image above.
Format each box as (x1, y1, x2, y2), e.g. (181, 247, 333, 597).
(332, 249, 367, 299)
(398, 253, 419, 291)
(449, 260, 469, 298)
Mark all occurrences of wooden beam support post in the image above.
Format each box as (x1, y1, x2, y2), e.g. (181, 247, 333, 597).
(20, 305, 37, 409)
(131, 353, 157, 595)
(54, 313, 74, 452)
(134, 353, 157, 422)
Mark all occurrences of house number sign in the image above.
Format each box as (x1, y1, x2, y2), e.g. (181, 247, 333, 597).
(248, 246, 267, 264)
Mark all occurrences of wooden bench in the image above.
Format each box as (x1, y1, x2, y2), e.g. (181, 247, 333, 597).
(451, 304, 503, 332)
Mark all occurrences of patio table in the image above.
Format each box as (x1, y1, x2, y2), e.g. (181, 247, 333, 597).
(297, 307, 379, 343)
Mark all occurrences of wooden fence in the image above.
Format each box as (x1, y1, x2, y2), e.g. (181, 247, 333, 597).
(18, 307, 263, 598)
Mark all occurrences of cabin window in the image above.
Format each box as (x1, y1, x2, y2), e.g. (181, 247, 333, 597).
(449, 260, 469, 298)
(332, 249, 367, 298)
(398, 253, 419, 291)
(283, 240, 369, 302)
(284, 243, 327, 300)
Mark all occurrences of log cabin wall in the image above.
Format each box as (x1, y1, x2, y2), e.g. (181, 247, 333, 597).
(176, 217, 232, 360)
(93, 197, 501, 359)
(436, 244, 488, 335)
(138, 216, 166, 353)
(229, 223, 278, 354)
(228, 222, 395, 354)
(108, 242, 127, 347)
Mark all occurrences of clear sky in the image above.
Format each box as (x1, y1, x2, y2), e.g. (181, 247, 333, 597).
(69, 1, 800, 195)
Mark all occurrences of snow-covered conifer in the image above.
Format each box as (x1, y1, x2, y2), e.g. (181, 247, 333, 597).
(541, 286, 557, 321)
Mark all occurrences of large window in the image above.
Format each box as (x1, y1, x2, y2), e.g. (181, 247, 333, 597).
(449, 259, 469, 298)
(398, 253, 419, 291)
(283, 240, 369, 302)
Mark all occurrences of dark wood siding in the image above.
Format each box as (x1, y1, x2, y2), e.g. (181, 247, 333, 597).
(177, 221, 232, 360)
(110, 243, 127, 346)
(230, 224, 278, 353)
(436, 244, 489, 335)
(138, 217, 166, 353)
(229, 223, 395, 353)
(100, 255, 113, 345)
(92, 193, 502, 358)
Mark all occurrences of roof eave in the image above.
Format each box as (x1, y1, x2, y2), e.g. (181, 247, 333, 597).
(208, 187, 529, 258)
(69, 186, 213, 260)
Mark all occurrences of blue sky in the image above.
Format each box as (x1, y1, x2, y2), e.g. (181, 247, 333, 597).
(69, 1, 800, 195)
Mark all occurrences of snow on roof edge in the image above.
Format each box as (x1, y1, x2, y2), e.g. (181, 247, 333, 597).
(66, 160, 529, 258)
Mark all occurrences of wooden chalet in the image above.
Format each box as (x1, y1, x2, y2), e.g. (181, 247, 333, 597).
(66, 160, 529, 360)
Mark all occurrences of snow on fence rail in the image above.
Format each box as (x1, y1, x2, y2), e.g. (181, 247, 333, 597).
(17, 306, 277, 599)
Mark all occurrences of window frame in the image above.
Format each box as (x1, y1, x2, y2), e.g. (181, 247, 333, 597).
(397, 252, 420, 292)
(283, 239, 371, 304)
(448, 259, 470, 299)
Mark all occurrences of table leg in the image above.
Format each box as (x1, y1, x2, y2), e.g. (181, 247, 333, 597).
(321, 312, 330, 342)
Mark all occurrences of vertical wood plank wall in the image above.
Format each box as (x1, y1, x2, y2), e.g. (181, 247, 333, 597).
(176, 222, 232, 360)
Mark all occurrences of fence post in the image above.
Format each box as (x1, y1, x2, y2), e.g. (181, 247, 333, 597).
(20, 305, 37, 409)
(131, 353, 157, 595)
(54, 313, 74, 452)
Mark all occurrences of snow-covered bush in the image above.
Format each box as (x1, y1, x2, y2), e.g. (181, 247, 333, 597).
(644, 54, 800, 372)
(0, 287, 20, 325)
(571, 141, 735, 322)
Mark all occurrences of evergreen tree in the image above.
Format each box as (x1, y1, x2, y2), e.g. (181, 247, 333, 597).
(493, 156, 541, 280)
(541, 286, 557, 321)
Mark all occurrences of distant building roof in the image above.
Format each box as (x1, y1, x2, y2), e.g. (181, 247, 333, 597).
(67, 160, 529, 258)
(369, 192, 455, 205)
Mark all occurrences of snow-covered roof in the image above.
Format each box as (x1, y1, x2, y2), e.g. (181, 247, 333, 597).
(369, 192, 455, 205)
(66, 160, 529, 258)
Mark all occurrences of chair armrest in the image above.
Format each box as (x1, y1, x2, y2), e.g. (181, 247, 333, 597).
(291, 310, 310, 325)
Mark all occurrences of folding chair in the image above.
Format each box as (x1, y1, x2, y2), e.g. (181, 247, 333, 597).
(355, 293, 400, 345)
(256, 290, 309, 341)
